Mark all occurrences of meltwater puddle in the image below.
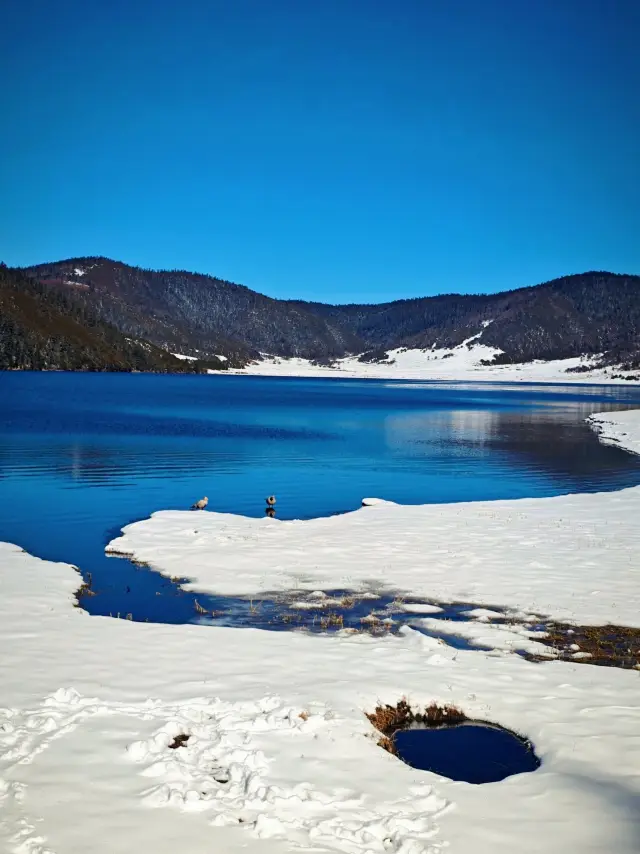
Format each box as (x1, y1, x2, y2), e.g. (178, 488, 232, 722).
(79, 559, 512, 650)
(73, 519, 640, 669)
(77, 560, 640, 669)
(77, 553, 640, 671)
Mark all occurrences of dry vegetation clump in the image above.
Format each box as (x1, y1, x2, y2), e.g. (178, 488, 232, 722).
(75, 572, 96, 602)
(320, 612, 344, 629)
(531, 622, 640, 670)
(366, 699, 467, 754)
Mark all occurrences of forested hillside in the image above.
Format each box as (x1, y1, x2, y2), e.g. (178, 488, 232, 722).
(26, 258, 360, 364)
(19, 259, 640, 371)
(299, 272, 640, 367)
(0, 265, 205, 373)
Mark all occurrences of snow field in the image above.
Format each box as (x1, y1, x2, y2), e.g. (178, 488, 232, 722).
(232, 346, 640, 384)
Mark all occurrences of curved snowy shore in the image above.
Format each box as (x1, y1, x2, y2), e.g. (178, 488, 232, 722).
(588, 409, 640, 456)
(0, 409, 639, 854)
(107, 409, 640, 626)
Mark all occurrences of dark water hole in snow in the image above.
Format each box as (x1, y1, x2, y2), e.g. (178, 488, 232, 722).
(392, 723, 541, 783)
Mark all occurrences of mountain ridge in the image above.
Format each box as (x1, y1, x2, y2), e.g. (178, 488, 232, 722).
(0, 265, 214, 373)
(19, 258, 640, 372)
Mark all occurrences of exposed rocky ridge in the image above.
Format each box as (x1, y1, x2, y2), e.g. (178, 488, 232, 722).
(21, 259, 640, 370)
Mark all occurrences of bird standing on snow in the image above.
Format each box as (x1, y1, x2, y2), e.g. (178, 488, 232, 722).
(191, 496, 208, 510)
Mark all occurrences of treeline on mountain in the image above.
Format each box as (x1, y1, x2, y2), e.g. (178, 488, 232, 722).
(478, 274, 640, 366)
(300, 273, 640, 367)
(21, 259, 640, 370)
(26, 258, 360, 364)
(0, 265, 209, 373)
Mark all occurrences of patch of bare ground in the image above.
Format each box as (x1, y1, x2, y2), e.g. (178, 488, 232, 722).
(366, 699, 467, 755)
(75, 572, 96, 602)
(528, 623, 640, 670)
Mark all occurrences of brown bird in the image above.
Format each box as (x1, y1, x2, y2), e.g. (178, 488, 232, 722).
(266, 495, 276, 507)
(191, 496, 208, 510)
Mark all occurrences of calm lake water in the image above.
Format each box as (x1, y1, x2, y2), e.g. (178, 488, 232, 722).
(1, 372, 639, 623)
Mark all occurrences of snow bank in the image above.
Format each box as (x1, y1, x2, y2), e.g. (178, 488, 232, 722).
(589, 409, 640, 456)
(108, 411, 640, 626)
(233, 346, 640, 384)
(1, 411, 640, 853)
(412, 615, 554, 657)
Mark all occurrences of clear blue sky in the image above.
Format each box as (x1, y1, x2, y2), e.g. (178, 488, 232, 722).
(1, 0, 638, 302)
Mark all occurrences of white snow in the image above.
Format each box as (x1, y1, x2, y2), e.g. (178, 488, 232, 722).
(71, 262, 99, 277)
(107, 473, 640, 626)
(398, 603, 444, 615)
(412, 615, 555, 657)
(1, 411, 640, 853)
(173, 353, 228, 365)
(462, 607, 508, 621)
(232, 347, 640, 384)
(589, 409, 640, 456)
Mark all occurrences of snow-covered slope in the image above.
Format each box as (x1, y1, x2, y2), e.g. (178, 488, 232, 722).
(1, 410, 639, 854)
(233, 345, 640, 384)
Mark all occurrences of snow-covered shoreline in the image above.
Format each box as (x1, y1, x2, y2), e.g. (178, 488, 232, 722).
(588, 409, 640, 456)
(230, 346, 640, 384)
(1, 410, 640, 853)
(106, 409, 640, 626)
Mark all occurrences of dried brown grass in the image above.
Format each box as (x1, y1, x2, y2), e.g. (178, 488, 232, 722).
(366, 698, 467, 755)
(75, 572, 96, 601)
(529, 622, 640, 670)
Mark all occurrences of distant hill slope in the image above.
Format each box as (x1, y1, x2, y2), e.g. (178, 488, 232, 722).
(25, 258, 362, 364)
(298, 272, 640, 367)
(0, 265, 204, 373)
(22, 259, 640, 370)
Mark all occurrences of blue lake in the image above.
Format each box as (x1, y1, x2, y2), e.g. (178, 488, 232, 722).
(1, 372, 639, 625)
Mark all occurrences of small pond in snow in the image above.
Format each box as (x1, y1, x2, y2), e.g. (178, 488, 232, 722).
(392, 723, 541, 783)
